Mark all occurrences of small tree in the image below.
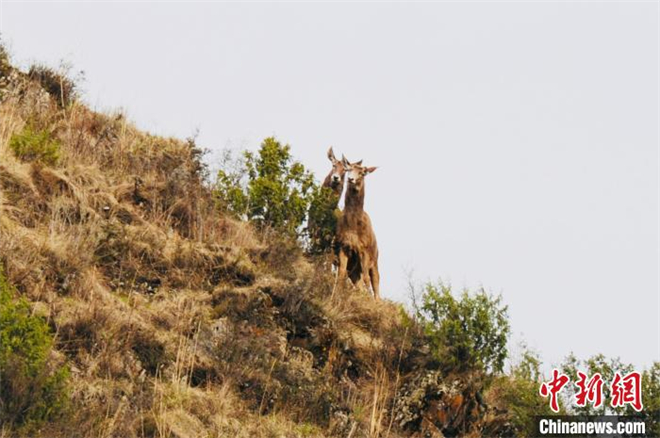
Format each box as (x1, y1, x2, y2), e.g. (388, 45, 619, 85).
(488, 345, 560, 437)
(307, 185, 340, 255)
(0, 41, 11, 94)
(417, 282, 510, 374)
(214, 137, 318, 239)
(0, 266, 69, 431)
(642, 362, 660, 436)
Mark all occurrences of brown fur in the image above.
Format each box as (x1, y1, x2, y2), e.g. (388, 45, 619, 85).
(333, 159, 380, 299)
(322, 146, 346, 200)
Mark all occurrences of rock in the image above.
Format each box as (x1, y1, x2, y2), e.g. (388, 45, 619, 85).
(394, 371, 489, 437)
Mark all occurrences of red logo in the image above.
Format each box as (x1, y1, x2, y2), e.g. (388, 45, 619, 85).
(540, 369, 643, 413)
(575, 371, 604, 408)
(611, 371, 643, 412)
(540, 369, 570, 413)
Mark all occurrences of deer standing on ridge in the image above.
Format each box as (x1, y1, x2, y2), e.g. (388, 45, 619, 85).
(333, 158, 380, 300)
(308, 147, 347, 255)
(322, 147, 346, 199)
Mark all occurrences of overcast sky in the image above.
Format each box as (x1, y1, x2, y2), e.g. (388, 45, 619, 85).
(1, 2, 657, 373)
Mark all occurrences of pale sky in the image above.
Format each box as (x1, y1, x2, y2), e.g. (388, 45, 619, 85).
(1, 2, 658, 373)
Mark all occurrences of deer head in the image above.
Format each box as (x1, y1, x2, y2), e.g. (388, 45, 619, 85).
(326, 147, 347, 191)
(342, 157, 377, 194)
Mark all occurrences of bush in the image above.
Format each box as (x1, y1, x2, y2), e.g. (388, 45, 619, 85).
(9, 125, 61, 165)
(307, 185, 340, 255)
(487, 346, 559, 437)
(214, 137, 317, 238)
(28, 64, 78, 108)
(0, 42, 11, 90)
(0, 266, 69, 430)
(642, 362, 660, 437)
(416, 282, 510, 374)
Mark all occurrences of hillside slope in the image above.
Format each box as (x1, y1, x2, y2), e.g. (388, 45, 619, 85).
(0, 54, 509, 438)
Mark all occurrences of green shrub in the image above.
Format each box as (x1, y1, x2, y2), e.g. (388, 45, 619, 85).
(9, 125, 61, 165)
(488, 346, 559, 437)
(0, 266, 69, 430)
(306, 185, 340, 255)
(214, 137, 317, 238)
(417, 282, 510, 374)
(642, 363, 660, 437)
(214, 138, 342, 252)
(0, 41, 11, 90)
(214, 148, 250, 217)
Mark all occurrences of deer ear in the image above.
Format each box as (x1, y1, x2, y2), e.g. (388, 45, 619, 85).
(365, 166, 378, 174)
(327, 147, 337, 162)
(356, 160, 363, 166)
(342, 155, 350, 167)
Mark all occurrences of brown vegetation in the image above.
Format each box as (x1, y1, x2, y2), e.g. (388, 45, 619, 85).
(0, 55, 510, 437)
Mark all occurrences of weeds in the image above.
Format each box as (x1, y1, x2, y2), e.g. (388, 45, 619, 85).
(9, 125, 61, 165)
(0, 51, 517, 438)
(0, 266, 70, 432)
(28, 64, 79, 109)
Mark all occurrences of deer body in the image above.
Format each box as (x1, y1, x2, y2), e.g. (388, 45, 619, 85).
(333, 160, 380, 299)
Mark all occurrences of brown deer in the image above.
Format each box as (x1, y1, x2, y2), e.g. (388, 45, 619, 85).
(333, 158, 380, 299)
(322, 147, 346, 199)
(308, 147, 348, 255)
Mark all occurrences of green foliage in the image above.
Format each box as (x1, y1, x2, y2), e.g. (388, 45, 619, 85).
(488, 345, 560, 437)
(0, 41, 11, 93)
(0, 266, 69, 430)
(214, 137, 317, 238)
(642, 362, 660, 436)
(214, 138, 341, 252)
(0, 41, 9, 71)
(512, 346, 543, 382)
(307, 185, 340, 254)
(214, 148, 250, 217)
(9, 125, 61, 165)
(417, 282, 510, 374)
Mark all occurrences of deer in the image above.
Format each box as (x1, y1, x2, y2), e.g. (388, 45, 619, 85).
(308, 147, 348, 255)
(332, 157, 380, 300)
(322, 147, 346, 199)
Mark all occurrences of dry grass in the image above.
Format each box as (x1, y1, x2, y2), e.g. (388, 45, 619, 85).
(0, 58, 505, 438)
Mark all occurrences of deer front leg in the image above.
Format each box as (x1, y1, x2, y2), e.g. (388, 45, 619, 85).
(332, 250, 348, 299)
(358, 252, 372, 295)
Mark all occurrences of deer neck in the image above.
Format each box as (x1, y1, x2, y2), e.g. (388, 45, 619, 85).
(323, 174, 344, 200)
(333, 182, 344, 199)
(344, 185, 365, 212)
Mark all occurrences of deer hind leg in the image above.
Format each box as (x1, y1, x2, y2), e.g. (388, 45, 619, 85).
(347, 253, 364, 290)
(349, 270, 365, 291)
(332, 250, 349, 298)
(369, 262, 380, 300)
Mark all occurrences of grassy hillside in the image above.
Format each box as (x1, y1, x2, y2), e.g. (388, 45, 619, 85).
(0, 51, 518, 438)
